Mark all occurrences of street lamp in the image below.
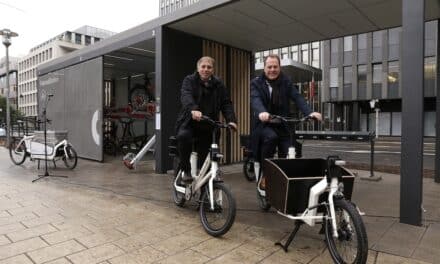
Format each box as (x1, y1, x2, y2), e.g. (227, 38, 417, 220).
(0, 29, 19, 147)
(369, 99, 379, 139)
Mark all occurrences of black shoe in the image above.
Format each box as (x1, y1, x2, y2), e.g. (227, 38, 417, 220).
(181, 171, 193, 183)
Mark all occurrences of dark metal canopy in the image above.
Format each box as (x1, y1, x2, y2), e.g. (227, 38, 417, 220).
(168, 0, 440, 51)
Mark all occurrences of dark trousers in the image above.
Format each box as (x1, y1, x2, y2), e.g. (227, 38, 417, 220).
(176, 125, 214, 173)
(259, 126, 302, 161)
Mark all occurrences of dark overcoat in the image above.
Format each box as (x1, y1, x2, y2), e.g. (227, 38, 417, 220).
(250, 72, 312, 159)
(175, 72, 236, 133)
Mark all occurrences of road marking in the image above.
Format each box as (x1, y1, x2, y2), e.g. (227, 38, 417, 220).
(333, 150, 434, 156)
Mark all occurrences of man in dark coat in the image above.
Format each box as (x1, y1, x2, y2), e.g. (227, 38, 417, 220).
(251, 54, 322, 188)
(175, 56, 237, 182)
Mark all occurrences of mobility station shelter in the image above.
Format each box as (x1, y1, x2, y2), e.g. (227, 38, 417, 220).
(38, 0, 440, 226)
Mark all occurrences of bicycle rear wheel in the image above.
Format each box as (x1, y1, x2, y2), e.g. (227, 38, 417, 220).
(199, 183, 236, 237)
(325, 199, 368, 264)
(243, 158, 256, 182)
(9, 139, 27, 165)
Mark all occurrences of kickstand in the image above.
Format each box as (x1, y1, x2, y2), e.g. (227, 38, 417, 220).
(275, 221, 303, 252)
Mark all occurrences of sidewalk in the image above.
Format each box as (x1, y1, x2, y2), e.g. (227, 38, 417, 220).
(0, 147, 439, 263)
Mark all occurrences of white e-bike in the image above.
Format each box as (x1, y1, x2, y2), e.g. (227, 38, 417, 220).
(170, 116, 236, 237)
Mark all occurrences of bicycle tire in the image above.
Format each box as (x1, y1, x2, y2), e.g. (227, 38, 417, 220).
(172, 157, 186, 207)
(63, 145, 78, 170)
(103, 140, 117, 156)
(199, 183, 236, 237)
(243, 158, 256, 182)
(325, 199, 368, 264)
(9, 139, 27, 165)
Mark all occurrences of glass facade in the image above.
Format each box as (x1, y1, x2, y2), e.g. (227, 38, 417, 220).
(387, 61, 399, 98)
(357, 65, 367, 99)
(372, 63, 382, 98)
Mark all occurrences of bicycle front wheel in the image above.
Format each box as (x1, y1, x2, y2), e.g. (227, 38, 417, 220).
(9, 139, 27, 165)
(199, 183, 236, 237)
(63, 145, 78, 169)
(325, 199, 368, 264)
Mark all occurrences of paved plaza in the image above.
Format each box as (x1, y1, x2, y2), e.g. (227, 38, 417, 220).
(0, 147, 439, 263)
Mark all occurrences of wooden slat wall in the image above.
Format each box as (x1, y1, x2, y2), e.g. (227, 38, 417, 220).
(203, 40, 251, 164)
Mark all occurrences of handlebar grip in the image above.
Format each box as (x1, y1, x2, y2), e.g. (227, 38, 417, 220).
(335, 160, 346, 166)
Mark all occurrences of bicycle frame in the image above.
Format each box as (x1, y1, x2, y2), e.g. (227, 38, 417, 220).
(14, 135, 72, 161)
(173, 142, 221, 210)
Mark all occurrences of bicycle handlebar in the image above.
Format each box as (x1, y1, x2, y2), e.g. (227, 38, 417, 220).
(269, 115, 314, 124)
(201, 116, 234, 130)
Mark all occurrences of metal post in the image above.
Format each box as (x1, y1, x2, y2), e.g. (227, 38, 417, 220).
(400, 0, 424, 226)
(375, 108, 379, 139)
(0, 29, 18, 147)
(5, 45, 10, 147)
(435, 19, 440, 183)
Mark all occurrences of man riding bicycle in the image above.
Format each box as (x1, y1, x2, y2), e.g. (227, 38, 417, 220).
(175, 56, 237, 183)
(250, 54, 322, 189)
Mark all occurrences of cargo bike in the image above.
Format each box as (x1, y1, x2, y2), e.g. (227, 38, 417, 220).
(246, 116, 368, 263)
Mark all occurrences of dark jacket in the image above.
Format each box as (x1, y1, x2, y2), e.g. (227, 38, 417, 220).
(250, 72, 312, 158)
(175, 72, 237, 132)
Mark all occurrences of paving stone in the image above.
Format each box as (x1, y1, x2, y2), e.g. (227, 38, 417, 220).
(75, 229, 127, 248)
(67, 243, 125, 264)
(7, 224, 57, 242)
(44, 258, 72, 264)
(0, 236, 10, 246)
(109, 245, 167, 264)
(372, 222, 426, 258)
(21, 214, 65, 228)
(207, 247, 265, 264)
(0, 223, 25, 236)
(376, 252, 432, 264)
(151, 230, 210, 255)
(155, 249, 210, 264)
(28, 240, 86, 263)
(0, 237, 48, 260)
(0, 212, 10, 218)
(0, 213, 37, 226)
(42, 227, 92, 245)
(412, 223, 440, 264)
(0, 254, 33, 264)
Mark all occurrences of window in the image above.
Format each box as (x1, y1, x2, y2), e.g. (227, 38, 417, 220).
(330, 67, 338, 100)
(387, 61, 399, 98)
(271, 49, 279, 55)
(343, 66, 352, 100)
(425, 20, 437, 56)
(424, 57, 436, 96)
(388, 27, 401, 60)
(357, 33, 367, 63)
(312, 46, 320, 68)
(301, 49, 309, 64)
(372, 64, 382, 98)
(75, 34, 82, 44)
(255, 52, 262, 63)
(290, 46, 298, 61)
(343, 36, 352, 65)
(357, 65, 367, 99)
(372, 31, 383, 62)
(330, 38, 339, 66)
(85, 35, 91, 45)
(281, 47, 288, 59)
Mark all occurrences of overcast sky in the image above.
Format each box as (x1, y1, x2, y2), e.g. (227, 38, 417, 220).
(0, 0, 159, 57)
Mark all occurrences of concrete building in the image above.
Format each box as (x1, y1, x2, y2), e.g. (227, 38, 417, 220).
(159, 0, 200, 16)
(18, 26, 115, 117)
(322, 21, 438, 137)
(0, 56, 18, 110)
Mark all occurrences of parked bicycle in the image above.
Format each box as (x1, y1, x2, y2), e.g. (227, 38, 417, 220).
(9, 129, 77, 169)
(169, 116, 236, 237)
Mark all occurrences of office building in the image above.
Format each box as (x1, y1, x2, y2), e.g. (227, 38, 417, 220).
(0, 56, 18, 110)
(18, 26, 115, 117)
(159, 0, 200, 16)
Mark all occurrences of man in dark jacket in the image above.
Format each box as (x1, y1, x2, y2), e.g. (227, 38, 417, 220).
(251, 54, 322, 188)
(176, 56, 237, 182)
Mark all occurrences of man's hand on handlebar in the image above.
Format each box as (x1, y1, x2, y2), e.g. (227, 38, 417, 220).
(258, 112, 271, 122)
(308, 112, 322, 121)
(228, 122, 238, 131)
(191, 110, 203, 121)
